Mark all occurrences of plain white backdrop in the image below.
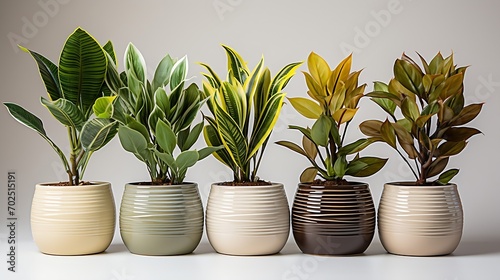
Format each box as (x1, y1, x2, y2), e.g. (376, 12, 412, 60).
(0, 0, 499, 279)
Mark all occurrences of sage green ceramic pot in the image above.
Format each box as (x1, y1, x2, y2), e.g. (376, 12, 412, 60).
(120, 183, 204, 255)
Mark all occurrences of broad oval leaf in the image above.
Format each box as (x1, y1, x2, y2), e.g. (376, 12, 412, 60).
(288, 97, 322, 119)
(81, 118, 118, 152)
(170, 55, 188, 91)
(437, 141, 467, 157)
(198, 146, 224, 161)
(450, 103, 483, 126)
(307, 52, 330, 87)
(176, 150, 199, 172)
(275, 140, 308, 158)
(300, 167, 318, 183)
(302, 135, 318, 160)
(443, 127, 482, 142)
(59, 27, 106, 115)
(152, 54, 174, 90)
(311, 115, 332, 147)
(156, 119, 176, 154)
(333, 108, 358, 125)
(359, 120, 383, 137)
(124, 43, 147, 83)
(380, 119, 396, 148)
(437, 169, 459, 185)
(118, 126, 149, 161)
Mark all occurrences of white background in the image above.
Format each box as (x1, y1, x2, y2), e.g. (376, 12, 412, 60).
(1, 0, 499, 279)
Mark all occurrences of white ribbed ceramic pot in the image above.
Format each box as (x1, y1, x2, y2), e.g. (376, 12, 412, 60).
(206, 183, 290, 256)
(378, 183, 463, 256)
(31, 182, 116, 255)
(120, 183, 204, 255)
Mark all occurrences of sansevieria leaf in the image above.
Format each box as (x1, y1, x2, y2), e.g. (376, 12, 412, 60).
(248, 93, 285, 159)
(214, 102, 248, 169)
(59, 27, 107, 115)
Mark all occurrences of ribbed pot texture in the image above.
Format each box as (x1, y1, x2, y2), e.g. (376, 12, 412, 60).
(120, 183, 204, 256)
(206, 183, 290, 256)
(292, 183, 375, 255)
(31, 182, 116, 255)
(378, 183, 463, 256)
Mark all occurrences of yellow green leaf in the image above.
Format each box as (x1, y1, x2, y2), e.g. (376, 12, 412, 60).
(307, 52, 330, 87)
(333, 108, 358, 124)
(288, 97, 322, 119)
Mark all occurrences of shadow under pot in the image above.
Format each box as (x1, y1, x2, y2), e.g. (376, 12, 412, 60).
(120, 183, 204, 256)
(31, 182, 116, 255)
(292, 182, 376, 255)
(206, 183, 290, 256)
(378, 183, 463, 256)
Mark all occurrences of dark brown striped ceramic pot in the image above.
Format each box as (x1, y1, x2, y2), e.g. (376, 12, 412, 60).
(292, 182, 375, 255)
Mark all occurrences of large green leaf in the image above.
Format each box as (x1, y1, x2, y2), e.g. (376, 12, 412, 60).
(124, 43, 147, 84)
(156, 120, 176, 154)
(19, 46, 61, 101)
(81, 118, 119, 152)
(118, 126, 148, 161)
(275, 140, 309, 158)
(93, 96, 116, 118)
(176, 150, 199, 171)
(182, 121, 204, 151)
(248, 93, 285, 159)
(152, 54, 174, 90)
(437, 169, 459, 185)
(198, 146, 224, 160)
(311, 115, 331, 147)
(203, 120, 235, 168)
(58, 27, 107, 115)
(41, 97, 85, 131)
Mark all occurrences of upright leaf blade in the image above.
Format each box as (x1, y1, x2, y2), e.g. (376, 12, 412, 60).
(81, 118, 119, 152)
(59, 27, 107, 114)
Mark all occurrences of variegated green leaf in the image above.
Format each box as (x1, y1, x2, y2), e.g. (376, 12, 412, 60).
(19, 46, 61, 101)
(41, 97, 85, 131)
(81, 118, 119, 152)
(59, 27, 106, 115)
(214, 102, 248, 169)
(156, 119, 176, 154)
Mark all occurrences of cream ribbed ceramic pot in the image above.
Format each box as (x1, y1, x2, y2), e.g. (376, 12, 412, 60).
(206, 183, 290, 256)
(378, 183, 463, 256)
(120, 183, 204, 255)
(31, 182, 116, 255)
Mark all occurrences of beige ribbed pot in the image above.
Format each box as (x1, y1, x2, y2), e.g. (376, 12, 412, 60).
(31, 182, 116, 255)
(206, 183, 290, 256)
(120, 183, 204, 256)
(378, 183, 463, 256)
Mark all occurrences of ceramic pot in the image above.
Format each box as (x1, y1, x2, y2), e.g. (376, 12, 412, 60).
(206, 183, 290, 256)
(120, 183, 203, 255)
(31, 182, 115, 255)
(292, 183, 375, 255)
(378, 183, 463, 256)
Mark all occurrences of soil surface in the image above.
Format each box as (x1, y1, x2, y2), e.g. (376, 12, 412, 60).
(219, 180, 273, 186)
(306, 179, 353, 187)
(43, 181, 93, 186)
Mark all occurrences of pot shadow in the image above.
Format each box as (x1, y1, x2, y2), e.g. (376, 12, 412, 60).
(103, 243, 128, 254)
(451, 239, 500, 256)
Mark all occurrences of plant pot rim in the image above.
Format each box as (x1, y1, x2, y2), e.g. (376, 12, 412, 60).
(127, 181, 197, 187)
(299, 181, 368, 187)
(385, 182, 457, 187)
(212, 182, 283, 188)
(36, 181, 110, 188)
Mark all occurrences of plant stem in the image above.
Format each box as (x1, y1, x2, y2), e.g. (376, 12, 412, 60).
(395, 148, 419, 180)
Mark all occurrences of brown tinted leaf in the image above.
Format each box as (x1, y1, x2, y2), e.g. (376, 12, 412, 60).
(300, 167, 318, 183)
(443, 127, 482, 141)
(359, 120, 383, 137)
(427, 157, 449, 178)
(437, 140, 467, 157)
(302, 135, 318, 160)
(381, 119, 396, 148)
(450, 103, 483, 126)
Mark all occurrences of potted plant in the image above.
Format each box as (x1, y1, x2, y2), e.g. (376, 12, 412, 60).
(102, 43, 221, 255)
(360, 52, 483, 256)
(3, 27, 119, 255)
(201, 45, 302, 255)
(276, 52, 387, 255)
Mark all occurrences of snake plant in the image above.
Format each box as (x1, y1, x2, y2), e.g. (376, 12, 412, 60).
(102, 43, 221, 184)
(4, 27, 118, 186)
(277, 52, 387, 184)
(201, 45, 302, 183)
(360, 52, 483, 185)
